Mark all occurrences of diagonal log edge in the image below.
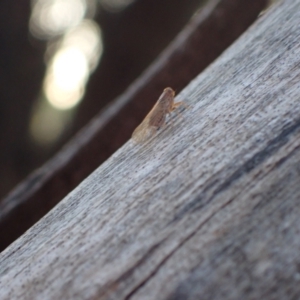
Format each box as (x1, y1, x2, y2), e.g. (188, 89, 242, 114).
(1, 0, 300, 299)
(0, 0, 268, 252)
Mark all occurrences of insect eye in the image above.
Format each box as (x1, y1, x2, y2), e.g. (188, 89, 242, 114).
(164, 87, 175, 96)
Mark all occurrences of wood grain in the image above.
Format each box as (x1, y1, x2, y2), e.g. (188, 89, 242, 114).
(0, 0, 267, 252)
(1, 0, 300, 299)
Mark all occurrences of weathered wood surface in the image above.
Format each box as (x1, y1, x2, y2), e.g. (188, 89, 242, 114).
(0, 0, 267, 251)
(1, 0, 300, 299)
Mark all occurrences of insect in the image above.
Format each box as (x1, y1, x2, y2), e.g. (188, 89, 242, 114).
(132, 87, 185, 143)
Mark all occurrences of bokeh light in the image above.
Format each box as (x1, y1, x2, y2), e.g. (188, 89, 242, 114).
(44, 47, 88, 110)
(29, 101, 70, 146)
(44, 20, 102, 110)
(61, 20, 102, 72)
(30, 0, 86, 39)
(29, 0, 102, 145)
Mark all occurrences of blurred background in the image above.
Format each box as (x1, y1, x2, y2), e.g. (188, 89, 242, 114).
(0, 0, 207, 200)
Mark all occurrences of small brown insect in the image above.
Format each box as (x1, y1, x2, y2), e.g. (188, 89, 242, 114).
(132, 87, 185, 143)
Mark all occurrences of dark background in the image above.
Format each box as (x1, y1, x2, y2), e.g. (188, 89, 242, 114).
(0, 0, 205, 200)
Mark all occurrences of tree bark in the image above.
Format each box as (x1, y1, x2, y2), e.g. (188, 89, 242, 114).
(1, 0, 300, 299)
(0, 0, 267, 252)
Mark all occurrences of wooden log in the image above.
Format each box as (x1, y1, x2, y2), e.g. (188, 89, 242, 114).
(0, 0, 267, 252)
(1, 0, 300, 299)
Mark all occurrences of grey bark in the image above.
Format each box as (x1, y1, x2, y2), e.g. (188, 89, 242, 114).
(1, 0, 300, 299)
(0, 0, 267, 252)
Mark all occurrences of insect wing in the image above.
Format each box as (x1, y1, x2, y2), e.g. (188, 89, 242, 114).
(131, 88, 177, 144)
(132, 117, 154, 143)
(148, 103, 166, 128)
